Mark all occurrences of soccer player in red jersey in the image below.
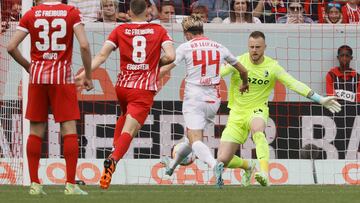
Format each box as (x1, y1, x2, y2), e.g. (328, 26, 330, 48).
(7, 0, 93, 195)
(76, 0, 175, 189)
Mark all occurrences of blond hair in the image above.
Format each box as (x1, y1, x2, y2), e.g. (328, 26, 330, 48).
(101, 0, 118, 9)
(181, 14, 204, 34)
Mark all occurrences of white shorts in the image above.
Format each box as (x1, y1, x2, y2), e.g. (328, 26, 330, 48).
(182, 83, 221, 130)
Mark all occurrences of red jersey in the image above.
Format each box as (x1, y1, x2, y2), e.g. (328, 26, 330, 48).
(326, 67, 360, 102)
(342, 3, 360, 24)
(17, 2, 82, 84)
(107, 22, 172, 91)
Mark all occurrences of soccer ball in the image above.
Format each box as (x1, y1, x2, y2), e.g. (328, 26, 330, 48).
(171, 142, 196, 166)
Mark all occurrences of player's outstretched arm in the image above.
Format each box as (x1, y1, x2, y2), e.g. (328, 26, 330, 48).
(278, 74, 341, 113)
(307, 91, 342, 113)
(7, 30, 30, 72)
(74, 24, 93, 91)
(159, 63, 176, 80)
(232, 62, 249, 94)
(159, 42, 175, 67)
(276, 66, 342, 113)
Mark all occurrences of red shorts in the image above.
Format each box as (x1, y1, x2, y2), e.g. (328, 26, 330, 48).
(116, 87, 155, 126)
(26, 84, 80, 123)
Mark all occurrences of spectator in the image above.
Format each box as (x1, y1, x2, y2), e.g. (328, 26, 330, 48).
(252, 0, 288, 23)
(195, 0, 230, 21)
(323, 2, 343, 24)
(326, 45, 360, 102)
(153, 0, 193, 15)
(342, 0, 360, 24)
(118, 1, 131, 22)
(223, 0, 261, 23)
(68, 0, 101, 22)
(1, 0, 21, 22)
(98, 0, 121, 22)
(158, 0, 176, 23)
(0, 1, 8, 33)
(277, 0, 314, 23)
(147, 0, 160, 21)
(190, 3, 209, 23)
(317, 1, 346, 23)
(9, 0, 22, 21)
(302, 0, 322, 22)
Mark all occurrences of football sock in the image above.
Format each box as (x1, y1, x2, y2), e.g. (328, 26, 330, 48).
(253, 131, 269, 174)
(26, 135, 42, 184)
(191, 140, 216, 169)
(169, 142, 192, 170)
(227, 155, 249, 169)
(111, 132, 133, 162)
(63, 134, 79, 184)
(113, 116, 126, 147)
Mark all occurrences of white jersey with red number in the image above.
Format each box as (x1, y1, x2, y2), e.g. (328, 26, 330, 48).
(106, 22, 172, 91)
(17, 2, 83, 84)
(174, 37, 238, 86)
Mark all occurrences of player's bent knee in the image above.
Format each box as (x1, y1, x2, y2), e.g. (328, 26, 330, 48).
(217, 153, 233, 166)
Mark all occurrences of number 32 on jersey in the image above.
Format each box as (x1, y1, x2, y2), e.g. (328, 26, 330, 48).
(34, 18, 66, 51)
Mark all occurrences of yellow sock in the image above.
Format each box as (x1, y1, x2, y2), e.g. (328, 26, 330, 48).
(259, 160, 268, 173)
(227, 155, 249, 169)
(253, 132, 269, 173)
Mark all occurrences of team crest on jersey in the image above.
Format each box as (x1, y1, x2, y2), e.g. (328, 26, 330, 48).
(264, 70, 269, 77)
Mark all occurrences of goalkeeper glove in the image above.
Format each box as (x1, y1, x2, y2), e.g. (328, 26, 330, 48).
(309, 92, 342, 113)
(319, 96, 342, 113)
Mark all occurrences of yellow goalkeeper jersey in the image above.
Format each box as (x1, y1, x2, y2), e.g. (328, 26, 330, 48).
(221, 53, 312, 112)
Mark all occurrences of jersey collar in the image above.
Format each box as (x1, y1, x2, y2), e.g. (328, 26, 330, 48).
(43, 2, 62, 5)
(128, 21, 149, 24)
(190, 36, 209, 42)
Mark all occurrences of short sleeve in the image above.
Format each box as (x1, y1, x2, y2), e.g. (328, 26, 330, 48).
(106, 28, 119, 48)
(17, 11, 32, 33)
(161, 28, 173, 47)
(68, 7, 83, 28)
(173, 45, 185, 66)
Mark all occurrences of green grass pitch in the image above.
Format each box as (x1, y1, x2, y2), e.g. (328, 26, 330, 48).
(1, 185, 358, 203)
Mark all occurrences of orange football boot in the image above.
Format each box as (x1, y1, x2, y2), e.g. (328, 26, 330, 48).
(99, 157, 116, 189)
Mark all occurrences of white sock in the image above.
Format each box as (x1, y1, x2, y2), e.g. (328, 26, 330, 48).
(169, 142, 192, 170)
(192, 140, 216, 169)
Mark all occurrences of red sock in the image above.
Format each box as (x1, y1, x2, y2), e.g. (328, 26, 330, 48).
(26, 135, 42, 184)
(63, 134, 78, 184)
(113, 116, 126, 147)
(111, 132, 133, 162)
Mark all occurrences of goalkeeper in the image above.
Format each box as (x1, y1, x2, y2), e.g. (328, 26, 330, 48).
(215, 31, 342, 188)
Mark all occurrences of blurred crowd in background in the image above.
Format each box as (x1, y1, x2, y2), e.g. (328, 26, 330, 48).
(1, 0, 360, 25)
